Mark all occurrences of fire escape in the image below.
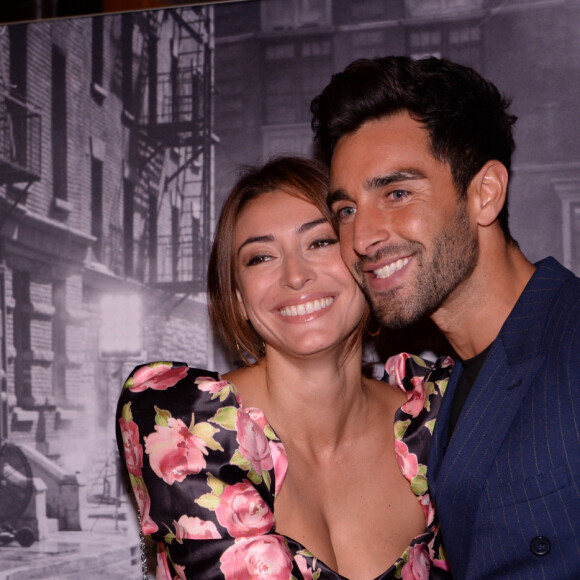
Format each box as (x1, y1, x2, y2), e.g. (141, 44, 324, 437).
(0, 39, 42, 442)
(0, 92, 41, 186)
(140, 7, 216, 294)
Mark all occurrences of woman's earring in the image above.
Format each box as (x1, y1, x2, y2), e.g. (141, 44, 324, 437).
(236, 341, 257, 367)
(367, 319, 381, 338)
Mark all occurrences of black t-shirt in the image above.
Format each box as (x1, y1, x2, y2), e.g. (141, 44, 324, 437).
(448, 344, 492, 438)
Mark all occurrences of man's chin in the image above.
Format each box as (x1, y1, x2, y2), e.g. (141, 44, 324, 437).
(367, 296, 427, 330)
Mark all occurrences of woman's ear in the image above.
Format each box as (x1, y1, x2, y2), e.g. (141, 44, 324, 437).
(235, 289, 248, 320)
(471, 161, 509, 227)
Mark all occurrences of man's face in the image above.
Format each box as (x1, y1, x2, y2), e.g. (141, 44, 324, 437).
(328, 111, 479, 329)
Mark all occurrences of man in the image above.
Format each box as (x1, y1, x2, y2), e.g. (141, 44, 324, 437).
(311, 56, 580, 578)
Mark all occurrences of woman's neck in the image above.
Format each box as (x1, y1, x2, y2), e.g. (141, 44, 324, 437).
(227, 345, 371, 453)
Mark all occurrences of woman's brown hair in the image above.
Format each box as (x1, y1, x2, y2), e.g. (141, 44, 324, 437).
(207, 156, 367, 364)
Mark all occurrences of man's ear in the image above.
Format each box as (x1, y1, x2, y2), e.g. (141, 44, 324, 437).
(236, 289, 248, 320)
(471, 161, 509, 227)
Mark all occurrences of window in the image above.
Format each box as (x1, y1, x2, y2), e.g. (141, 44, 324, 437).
(350, 0, 394, 21)
(171, 204, 179, 282)
(52, 44, 68, 201)
(124, 177, 135, 277)
(52, 279, 66, 404)
(263, 38, 332, 125)
(408, 23, 482, 70)
(13, 271, 32, 406)
(121, 14, 134, 119)
(91, 157, 104, 261)
(554, 179, 580, 275)
(351, 30, 386, 61)
(261, 0, 331, 31)
(8, 25, 29, 170)
(9, 25, 27, 100)
(148, 192, 158, 284)
(406, 0, 483, 19)
(92, 16, 106, 100)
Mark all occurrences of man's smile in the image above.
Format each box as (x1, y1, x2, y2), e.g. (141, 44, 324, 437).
(372, 257, 411, 279)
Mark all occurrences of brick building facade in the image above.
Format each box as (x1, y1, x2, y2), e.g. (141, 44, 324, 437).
(0, 6, 216, 535)
(213, 0, 580, 276)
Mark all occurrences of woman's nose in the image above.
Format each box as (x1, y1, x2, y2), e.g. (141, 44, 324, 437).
(280, 253, 313, 289)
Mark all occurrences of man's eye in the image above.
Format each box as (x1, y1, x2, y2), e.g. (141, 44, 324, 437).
(390, 190, 410, 200)
(336, 206, 356, 222)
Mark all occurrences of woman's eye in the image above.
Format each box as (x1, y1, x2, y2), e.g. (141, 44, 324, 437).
(246, 255, 272, 266)
(310, 238, 338, 249)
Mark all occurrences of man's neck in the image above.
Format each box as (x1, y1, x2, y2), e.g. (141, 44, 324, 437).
(432, 243, 536, 360)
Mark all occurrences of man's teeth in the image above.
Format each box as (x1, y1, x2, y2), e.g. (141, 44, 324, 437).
(280, 297, 334, 317)
(374, 257, 410, 279)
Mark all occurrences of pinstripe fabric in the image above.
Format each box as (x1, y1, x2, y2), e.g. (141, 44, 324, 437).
(428, 257, 580, 579)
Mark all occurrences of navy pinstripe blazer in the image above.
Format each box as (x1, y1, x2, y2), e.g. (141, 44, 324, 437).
(428, 257, 580, 579)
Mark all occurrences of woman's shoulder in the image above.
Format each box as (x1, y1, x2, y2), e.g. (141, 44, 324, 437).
(123, 361, 219, 392)
(117, 361, 240, 423)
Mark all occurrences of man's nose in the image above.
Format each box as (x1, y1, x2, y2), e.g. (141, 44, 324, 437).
(352, 204, 391, 257)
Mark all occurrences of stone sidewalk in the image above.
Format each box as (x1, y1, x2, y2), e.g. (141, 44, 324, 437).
(0, 504, 144, 580)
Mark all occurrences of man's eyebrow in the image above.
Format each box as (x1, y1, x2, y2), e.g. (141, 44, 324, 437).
(366, 169, 426, 190)
(327, 189, 350, 207)
(236, 218, 327, 255)
(328, 169, 427, 208)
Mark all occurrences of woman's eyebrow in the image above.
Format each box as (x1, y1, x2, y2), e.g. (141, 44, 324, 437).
(297, 217, 328, 233)
(237, 235, 274, 255)
(237, 218, 328, 255)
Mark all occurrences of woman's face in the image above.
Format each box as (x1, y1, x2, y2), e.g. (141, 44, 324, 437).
(234, 190, 366, 358)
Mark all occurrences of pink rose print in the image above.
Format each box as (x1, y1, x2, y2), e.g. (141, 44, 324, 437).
(129, 363, 188, 392)
(118, 417, 143, 477)
(432, 557, 450, 572)
(402, 544, 430, 580)
(173, 564, 186, 580)
(145, 417, 208, 485)
(156, 548, 170, 580)
(173, 514, 221, 540)
(246, 407, 269, 431)
(385, 352, 412, 389)
(197, 378, 230, 396)
(296, 554, 316, 580)
(269, 441, 288, 496)
(215, 481, 274, 537)
(132, 477, 158, 534)
(418, 492, 435, 526)
(395, 439, 419, 482)
(401, 376, 427, 418)
(220, 535, 293, 580)
(236, 409, 274, 473)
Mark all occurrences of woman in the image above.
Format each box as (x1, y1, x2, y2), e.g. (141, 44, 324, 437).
(117, 157, 453, 579)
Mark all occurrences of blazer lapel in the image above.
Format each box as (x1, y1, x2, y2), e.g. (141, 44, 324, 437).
(428, 257, 570, 576)
(427, 358, 461, 493)
(433, 345, 544, 575)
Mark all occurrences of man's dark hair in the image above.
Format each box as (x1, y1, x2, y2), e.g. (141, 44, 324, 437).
(311, 56, 518, 242)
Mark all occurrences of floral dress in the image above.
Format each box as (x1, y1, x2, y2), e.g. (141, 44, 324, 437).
(116, 354, 453, 580)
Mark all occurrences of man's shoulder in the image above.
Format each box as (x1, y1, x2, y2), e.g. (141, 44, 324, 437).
(530, 257, 579, 312)
(534, 256, 579, 284)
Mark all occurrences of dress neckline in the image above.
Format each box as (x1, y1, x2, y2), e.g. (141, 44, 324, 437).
(222, 376, 429, 580)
